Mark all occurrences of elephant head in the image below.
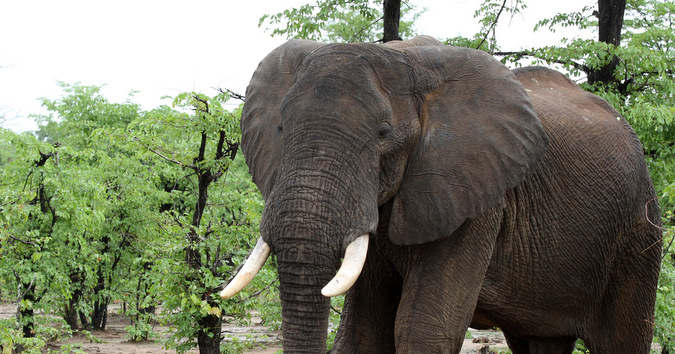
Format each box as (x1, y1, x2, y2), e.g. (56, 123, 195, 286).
(221, 36, 548, 352)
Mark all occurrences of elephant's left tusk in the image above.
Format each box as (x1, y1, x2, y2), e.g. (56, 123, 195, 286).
(321, 234, 369, 297)
(220, 237, 271, 299)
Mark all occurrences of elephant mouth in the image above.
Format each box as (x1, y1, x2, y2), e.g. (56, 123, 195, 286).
(220, 234, 370, 299)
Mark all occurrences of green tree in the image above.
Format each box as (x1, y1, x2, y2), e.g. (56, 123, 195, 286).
(260, 0, 421, 42)
(0, 129, 62, 351)
(1, 83, 275, 352)
(0, 83, 167, 352)
(127, 92, 270, 353)
(34, 83, 153, 331)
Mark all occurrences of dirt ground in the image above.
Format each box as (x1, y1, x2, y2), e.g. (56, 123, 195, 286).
(0, 302, 507, 353)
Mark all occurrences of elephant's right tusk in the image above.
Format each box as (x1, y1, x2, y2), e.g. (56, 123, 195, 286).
(220, 237, 271, 299)
(321, 234, 369, 297)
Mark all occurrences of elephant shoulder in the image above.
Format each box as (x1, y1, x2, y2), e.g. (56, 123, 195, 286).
(512, 66, 580, 93)
(512, 66, 625, 133)
(384, 35, 442, 50)
(515, 68, 645, 180)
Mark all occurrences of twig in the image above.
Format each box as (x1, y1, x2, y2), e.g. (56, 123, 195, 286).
(642, 198, 675, 258)
(130, 135, 190, 168)
(7, 234, 39, 247)
(494, 50, 590, 73)
(330, 306, 342, 315)
(217, 88, 246, 102)
(475, 0, 508, 51)
(231, 277, 279, 303)
(493, 50, 531, 61)
(353, 16, 383, 43)
(16, 275, 37, 303)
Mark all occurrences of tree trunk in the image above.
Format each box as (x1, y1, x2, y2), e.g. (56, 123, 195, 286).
(181, 125, 236, 353)
(197, 313, 223, 354)
(78, 306, 91, 329)
(20, 282, 36, 338)
(187, 153, 223, 353)
(90, 265, 108, 330)
(90, 300, 108, 330)
(132, 261, 155, 341)
(64, 298, 79, 330)
(64, 271, 86, 330)
(383, 0, 401, 42)
(588, 0, 626, 85)
(598, 0, 625, 47)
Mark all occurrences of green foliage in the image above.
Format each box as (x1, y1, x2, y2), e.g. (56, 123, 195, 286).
(1, 84, 276, 352)
(0, 83, 171, 352)
(125, 91, 272, 352)
(260, 0, 378, 41)
(260, 0, 421, 42)
(655, 252, 675, 353)
(573, 339, 590, 353)
(475, 0, 527, 52)
(326, 295, 344, 349)
(0, 316, 80, 354)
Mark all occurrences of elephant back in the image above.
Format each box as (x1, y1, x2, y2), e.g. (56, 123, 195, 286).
(513, 66, 644, 165)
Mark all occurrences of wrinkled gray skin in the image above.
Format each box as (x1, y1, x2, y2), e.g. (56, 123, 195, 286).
(240, 36, 662, 353)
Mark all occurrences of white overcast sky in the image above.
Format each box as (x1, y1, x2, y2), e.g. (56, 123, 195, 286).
(0, 0, 593, 132)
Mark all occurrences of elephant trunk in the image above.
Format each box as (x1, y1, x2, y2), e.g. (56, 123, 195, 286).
(277, 254, 334, 352)
(263, 161, 378, 351)
(269, 212, 341, 353)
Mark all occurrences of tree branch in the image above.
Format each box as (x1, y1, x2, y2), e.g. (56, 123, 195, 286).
(493, 50, 590, 73)
(644, 198, 675, 258)
(230, 276, 279, 303)
(217, 88, 245, 102)
(476, 0, 508, 51)
(8, 234, 39, 247)
(196, 131, 208, 167)
(130, 135, 189, 168)
(212, 139, 239, 181)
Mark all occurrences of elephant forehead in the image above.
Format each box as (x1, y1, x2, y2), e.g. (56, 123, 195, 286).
(281, 62, 392, 119)
(303, 44, 415, 92)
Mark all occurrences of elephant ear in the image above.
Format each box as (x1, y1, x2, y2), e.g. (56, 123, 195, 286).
(241, 40, 325, 199)
(388, 46, 549, 245)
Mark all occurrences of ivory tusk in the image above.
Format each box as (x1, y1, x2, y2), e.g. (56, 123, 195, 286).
(321, 234, 369, 297)
(220, 237, 271, 299)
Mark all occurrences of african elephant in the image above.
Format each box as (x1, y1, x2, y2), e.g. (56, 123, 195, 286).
(221, 35, 663, 353)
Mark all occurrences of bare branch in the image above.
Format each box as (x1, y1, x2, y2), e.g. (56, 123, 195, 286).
(230, 276, 279, 303)
(129, 135, 191, 168)
(217, 88, 245, 102)
(7, 234, 39, 247)
(17, 275, 37, 303)
(493, 50, 590, 74)
(642, 198, 675, 258)
(475, 0, 508, 51)
(331, 305, 342, 315)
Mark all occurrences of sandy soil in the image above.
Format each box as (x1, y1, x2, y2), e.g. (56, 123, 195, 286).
(0, 302, 507, 353)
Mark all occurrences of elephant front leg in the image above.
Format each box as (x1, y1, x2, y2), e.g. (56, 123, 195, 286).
(331, 236, 402, 354)
(393, 213, 501, 353)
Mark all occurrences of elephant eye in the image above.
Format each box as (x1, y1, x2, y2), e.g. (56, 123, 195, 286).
(378, 123, 392, 139)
